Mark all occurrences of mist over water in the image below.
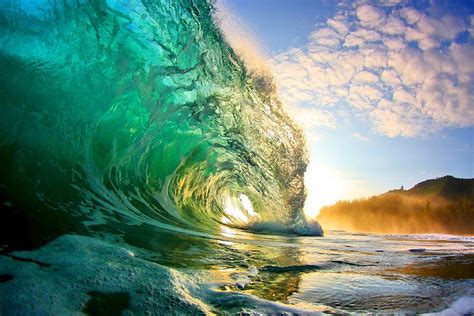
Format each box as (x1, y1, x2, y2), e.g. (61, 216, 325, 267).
(0, 0, 473, 314)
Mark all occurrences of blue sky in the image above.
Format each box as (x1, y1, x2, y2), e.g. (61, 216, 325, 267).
(218, 0, 474, 215)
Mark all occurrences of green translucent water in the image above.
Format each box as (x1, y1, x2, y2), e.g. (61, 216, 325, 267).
(0, 0, 311, 237)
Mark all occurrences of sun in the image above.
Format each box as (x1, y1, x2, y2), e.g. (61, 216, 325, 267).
(303, 160, 354, 219)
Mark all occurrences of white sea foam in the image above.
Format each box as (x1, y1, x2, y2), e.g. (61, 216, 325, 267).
(0, 235, 211, 314)
(0, 234, 328, 315)
(426, 290, 474, 315)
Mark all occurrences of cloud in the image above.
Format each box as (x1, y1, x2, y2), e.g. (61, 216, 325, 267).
(380, 0, 401, 7)
(271, 0, 474, 137)
(352, 70, 379, 83)
(328, 16, 349, 35)
(400, 7, 422, 25)
(356, 5, 386, 28)
(310, 28, 343, 47)
(381, 17, 407, 35)
(383, 37, 406, 51)
(469, 15, 474, 37)
(352, 133, 369, 142)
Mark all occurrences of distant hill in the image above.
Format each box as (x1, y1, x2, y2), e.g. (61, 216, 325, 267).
(317, 176, 474, 235)
(386, 175, 474, 201)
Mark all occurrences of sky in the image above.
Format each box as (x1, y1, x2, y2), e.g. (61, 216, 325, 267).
(217, 0, 474, 216)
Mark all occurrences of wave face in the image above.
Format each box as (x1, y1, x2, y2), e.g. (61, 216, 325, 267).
(0, 0, 315, 246)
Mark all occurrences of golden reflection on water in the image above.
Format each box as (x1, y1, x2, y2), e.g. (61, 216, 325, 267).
(214, 226, 325, 304)
(389, 254, 474, 279)
(244, 239, 304, 303)
(209, 228, 474, 314)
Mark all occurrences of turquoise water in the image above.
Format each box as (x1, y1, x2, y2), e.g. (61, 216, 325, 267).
(0, 0, 473, 314)
(0, 0, 314, 236)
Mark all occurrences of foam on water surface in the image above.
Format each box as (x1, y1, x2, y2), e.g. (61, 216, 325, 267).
(0, 235, 211, 314)
(1, 231, 474, 314)
(0, 234, 331, 315)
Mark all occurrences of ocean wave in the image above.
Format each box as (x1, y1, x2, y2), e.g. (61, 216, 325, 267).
(0, 0, 321, 244)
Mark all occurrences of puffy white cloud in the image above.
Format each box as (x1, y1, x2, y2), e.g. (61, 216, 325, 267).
(450, 43, 474, 74)
(356, 5, 386, 28)
(344, 33, 365, 47)
(417, 37, 439, 51)
(405, 27, 426, 42)
(400, 7, 422, 25)
(370, 105, 425, 137)
(383, 37, 406, 51)
(381, 69, 402, 86)
(430, 16, 464, 40)
(389, 48, 431, 85)
(363, 48, 387, 68)
(310, 28, 342, 47)
(352, 70, 379, 83)
(345, 28, 382, 48)
(348, 85, 384, 109)
(271, 1, 474, 138)
(311, 28, 342, 40)
(393, 88, 416, 105)
(328, 16, 350, 35)
(402, 14, 465, 51)
(381, 17, 407, 35)
(352, 29, 382, 42)
(380, 0, 401, 7)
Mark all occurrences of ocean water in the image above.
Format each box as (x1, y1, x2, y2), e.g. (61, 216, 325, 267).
(0, 0, 473, 314)
(1, 230, 474, 314)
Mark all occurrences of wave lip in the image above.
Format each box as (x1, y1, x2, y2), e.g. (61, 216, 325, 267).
(248, 217, 324, 236)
